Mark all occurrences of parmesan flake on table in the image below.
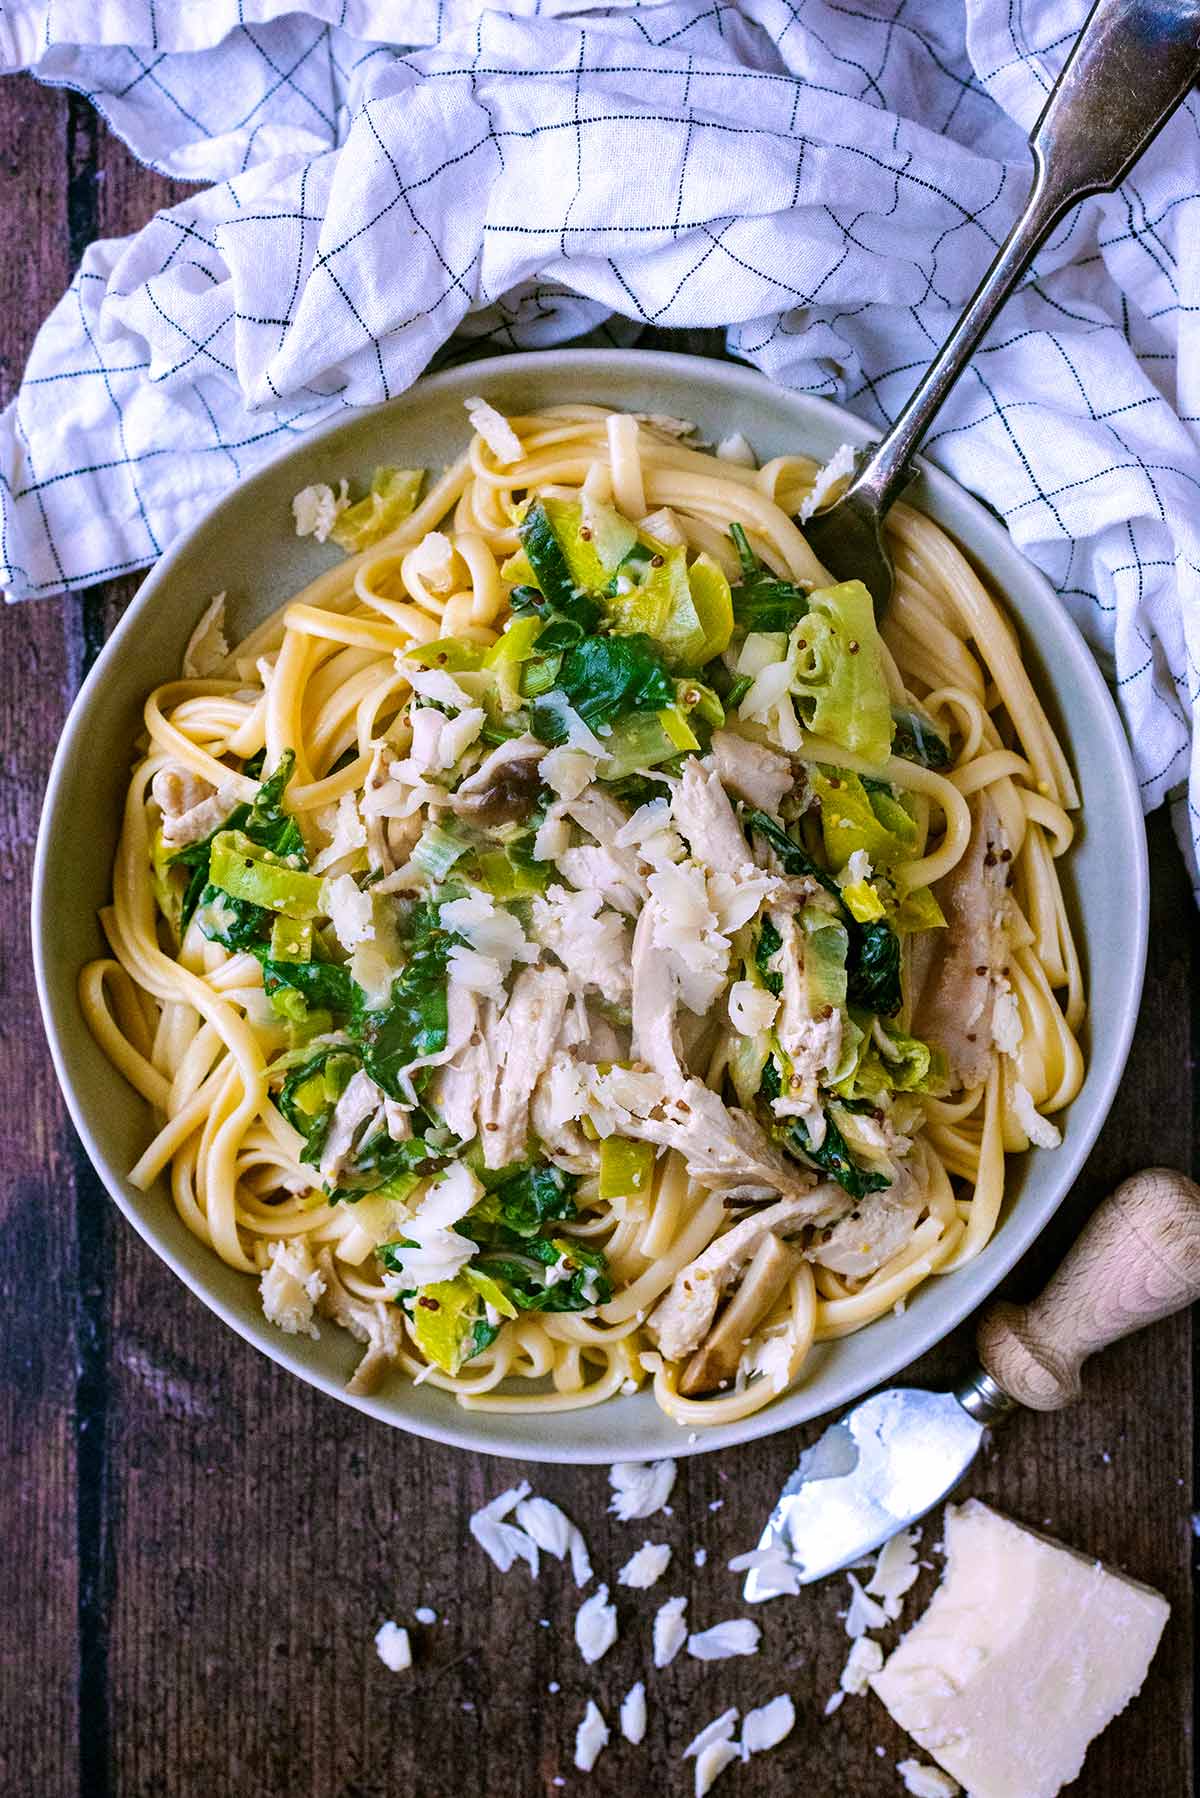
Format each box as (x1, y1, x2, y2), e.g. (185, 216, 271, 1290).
(898, 1761, 961, 1797)
(468, 1481, 540, 1576)
(608, 1459, 677, 1520)
(413, 1607, 437, 1626)
(839, 1634, 885, 1695)
(693, 1740, 740, 1797)
(683, 1709, 739, 1759)
(653, 1595, 689, 1668)
(620, 1681, 647, 1745)
(618, 1540, 672, 1589)
(866, 1527, 922, 1620)
(515, 1495, 593, 1587)
(465, 395, 524, 465)
(373, 1621, 411, 1672)
(742, 1695, 796, 1754)
(844, 1569, 891, 1637)
(574, 1699, 610, 1773)
(726, 1543, 801, 1597)
(575, 1584, 618, 1665)
(687, 1619, 761, 1661)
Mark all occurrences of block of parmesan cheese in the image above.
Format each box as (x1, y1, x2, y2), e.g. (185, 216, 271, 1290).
(870, 1498, 1169, 1798)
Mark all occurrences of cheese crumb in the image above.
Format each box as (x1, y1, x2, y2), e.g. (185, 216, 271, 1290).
(845, 1570, 890, 1638)
(694, 1547, 708, 1568)
(620, 1680, 647, 1745)
(574, 1699, 609, 1773)
(687, 1619, 761, 1661)
(867, 1527, 922, 1620)
(292, 478, 349, 542)
(824, 1690, 846, 1716)
(840, 1635, 885, 1695)
(653, 1596, 689, 1668)
(609, 1459, 677, 1520)
(575, 1584, 618, 1665)
(898, 1762, 961, 1797)
(373, 1621, 411, 1672)
(414, 1606, 437, 1626)
(618, 1541, 672, 1590)
(465, 395, 524, 465)
(323, 873, 374, 950)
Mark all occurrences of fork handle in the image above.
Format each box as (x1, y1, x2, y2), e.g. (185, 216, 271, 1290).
(843, 0, 1200, 521)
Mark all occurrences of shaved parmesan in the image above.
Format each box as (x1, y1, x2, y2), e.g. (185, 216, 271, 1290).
(515, 1496, 592, 1588)
(468, 1482, 540, 1576)
(466, 395, 524, 465)
(609, 1459, 677, 1520)
(292, 479, 349, 542)
(182, 591, 229, 677)
(446, 944, 506, 1001)
(716, 431, 756, 467)
(728, 978, 780, 1035)
(840, 1634, 884, 1695)
(683, 1709, 739, 1758)
(798, 441, 856, 522)
(687, 1619, 761, 1661)
(898, 1762, 961, 1798)
(323, 873, 374, 950)
(845, 1570, 891, 1638)
(867, 1527, 921, 1619)
(1011, 1080, 1062, 1149)
(574, 1699, 609, 1773)
(575, 1584, 618, 1665)
(694, 1740, 740, 1797)
(742, 1695, 795, 1754)
(313, 791, 368, 874)
(653, 1596, 689, 1668)
(618, 1541, 672, 1589)
(619, 1681, 647, 1745)
(990, 978, 1023, 1055)
(404, 529, 458, 590)
(440, 890, 536, 974)
(373, 1620, 411, 1672)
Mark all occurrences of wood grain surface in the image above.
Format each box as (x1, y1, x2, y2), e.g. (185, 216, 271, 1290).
(1, 79, 1196, 1798)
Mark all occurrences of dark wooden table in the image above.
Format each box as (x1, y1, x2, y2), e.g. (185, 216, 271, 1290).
(2, 78, 1196, 1798)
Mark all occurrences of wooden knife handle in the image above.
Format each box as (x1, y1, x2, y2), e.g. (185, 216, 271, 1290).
(976, 1168, 1200, 1411)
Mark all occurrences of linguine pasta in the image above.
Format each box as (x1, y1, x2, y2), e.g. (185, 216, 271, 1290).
(80, 400, 1084, 1427)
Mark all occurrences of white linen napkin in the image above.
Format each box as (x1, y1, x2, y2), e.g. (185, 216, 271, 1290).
(3, 0, 1198, 885)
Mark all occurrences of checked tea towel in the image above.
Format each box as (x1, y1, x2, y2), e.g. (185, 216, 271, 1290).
(2, 0, 1199, 884)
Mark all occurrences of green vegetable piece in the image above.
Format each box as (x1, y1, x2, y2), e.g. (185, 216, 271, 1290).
(729, 522, 810, 633)
(810, 768, 918, 872)
(464, 1265, 520, 1319)
(656, 705, 701, 753)
(787, 1107, 890, 1199)
(208, 830, 325, 919)
(518, 499, 594, 612)
(556, 634, 675, 730)
(411, 820, 471, 882)
(329, 467, 424, 553)
(597, 710, 688, 780)
(409, 1278, 485, 1375)
(799, 908, 849, 1014)
(744, 810, 841, 899)
(194, 886, 268, 950)
(687, 554, 735, 662)
(476, 843, 552, 900)
(479, 1162, 579, 1235)
(836, 1026, 945, 1101)
(606, 539, 707, 668)
(406, 637, 487, 672)
(791, 580, 894, 766)
(258, 952, 357, 1017)
(891, 704, 952, 769)
(270, 916, 313, 962)
(535, 496, 637, 595)
(483, 615, 543, 668)
(350, 901, 453, 1101)
(598, 1137, 656, 1202)
(276, 1047, 360, 1165)
(846, 919, 902, 1018)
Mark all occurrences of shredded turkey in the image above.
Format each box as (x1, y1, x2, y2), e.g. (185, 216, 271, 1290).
(152, 762, 241, 847)
(707, 729, 794, 816)
(810, 1168, 923, 1279)
(475, 966, 571, 1167)
(650, 1184, 843, 1360)
(316, 1248, 407, 1395)
(912, 794, 1009, 1089)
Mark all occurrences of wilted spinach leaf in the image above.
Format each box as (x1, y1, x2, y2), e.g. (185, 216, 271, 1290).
(729, 522, 810, 633)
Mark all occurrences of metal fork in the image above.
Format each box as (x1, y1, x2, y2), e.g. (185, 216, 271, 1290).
(803, 0, 1200, 614)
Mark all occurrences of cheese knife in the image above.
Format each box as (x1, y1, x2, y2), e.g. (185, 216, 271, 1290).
(744, 1168, 1200, 1600)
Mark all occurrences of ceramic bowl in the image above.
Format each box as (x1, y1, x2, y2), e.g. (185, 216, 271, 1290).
(33, 349, 1148, 1462)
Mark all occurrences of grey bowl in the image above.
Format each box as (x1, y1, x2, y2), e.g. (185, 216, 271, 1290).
(33, 349, 1148, 1463)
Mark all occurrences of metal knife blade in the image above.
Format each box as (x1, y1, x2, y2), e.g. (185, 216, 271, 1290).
(743, 1381, 997, 1601)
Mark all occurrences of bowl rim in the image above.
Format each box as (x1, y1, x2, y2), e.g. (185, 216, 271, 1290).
(32, 346, 1149, 1462)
